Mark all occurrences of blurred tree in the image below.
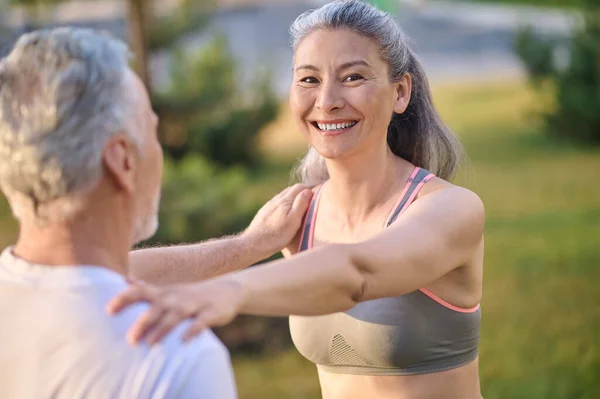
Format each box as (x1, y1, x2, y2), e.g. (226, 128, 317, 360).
(124, 0, 278, 166)
(515, 1, 600, 143)
(155, 36, 278, 166)
(126, 0, 151, 87)
(154, 155, 261, 244)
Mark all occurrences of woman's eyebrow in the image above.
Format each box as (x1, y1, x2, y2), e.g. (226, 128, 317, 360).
(295, 60, 373, 72)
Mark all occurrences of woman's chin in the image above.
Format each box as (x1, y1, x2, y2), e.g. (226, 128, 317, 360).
(312, 146, 355, 161)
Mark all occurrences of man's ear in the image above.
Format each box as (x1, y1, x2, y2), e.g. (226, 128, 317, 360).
(102, 135, 137, 194)
(393, 73, 412, 115)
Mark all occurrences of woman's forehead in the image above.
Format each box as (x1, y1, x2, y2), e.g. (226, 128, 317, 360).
(294, 29, 382, 68)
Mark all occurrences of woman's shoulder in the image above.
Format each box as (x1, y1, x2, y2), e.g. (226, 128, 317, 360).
(407, 177, 485, 249)
(418, 176, 485, 217)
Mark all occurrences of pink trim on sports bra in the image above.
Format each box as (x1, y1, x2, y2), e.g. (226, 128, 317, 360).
(419, 288, 481, 313)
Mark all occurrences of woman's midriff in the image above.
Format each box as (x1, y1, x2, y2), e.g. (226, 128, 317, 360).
(317, 357, 482, 399)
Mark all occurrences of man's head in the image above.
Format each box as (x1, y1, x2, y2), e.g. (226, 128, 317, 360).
(0, 27, 163, 247)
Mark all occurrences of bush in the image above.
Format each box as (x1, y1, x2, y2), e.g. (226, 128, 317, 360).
(149, 155, 264, 245)
(154, 36, 278, 167)
(515, 4, 600, 143)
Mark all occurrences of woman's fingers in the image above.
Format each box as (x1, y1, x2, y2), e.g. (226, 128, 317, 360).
(181, 303, 234, 343)
(127, 305, 165, 345)
(107, 280, 242, 345)
(106, 283, 154, 315)
(182, 317, 208, 343)
(274, 184, 311, 203)
(146, 311, 188, 345)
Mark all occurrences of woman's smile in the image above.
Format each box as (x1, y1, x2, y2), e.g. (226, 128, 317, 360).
(311, 119, 360, 136)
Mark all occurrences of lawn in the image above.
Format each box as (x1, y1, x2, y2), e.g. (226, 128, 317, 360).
(233, 79, 600, 399)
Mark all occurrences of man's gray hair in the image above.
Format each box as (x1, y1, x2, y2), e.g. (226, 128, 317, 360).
(0, 27, 134, 223)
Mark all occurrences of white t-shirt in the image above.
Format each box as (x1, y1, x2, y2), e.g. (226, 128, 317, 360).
(0, 248, 238, 399)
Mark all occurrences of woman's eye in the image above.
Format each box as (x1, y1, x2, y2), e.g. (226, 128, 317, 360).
(299, 77, 319, 84)
(344, 74, 364, 83)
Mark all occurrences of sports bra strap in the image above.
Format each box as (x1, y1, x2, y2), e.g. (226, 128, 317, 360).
(298, 167, 435, 252)
(298, 185, 323, 252)
(385, 167, 435, 227)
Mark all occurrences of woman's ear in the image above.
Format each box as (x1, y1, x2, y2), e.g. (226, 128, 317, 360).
(393, 73, 412, 114)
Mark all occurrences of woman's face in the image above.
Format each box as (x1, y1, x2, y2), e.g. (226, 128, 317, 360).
(290, 28, 410, 161)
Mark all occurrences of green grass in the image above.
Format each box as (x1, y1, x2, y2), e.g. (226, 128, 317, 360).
(232, 80, 600, 398)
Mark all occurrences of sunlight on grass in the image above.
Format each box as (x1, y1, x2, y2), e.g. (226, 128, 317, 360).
(234, 349, 321, 399)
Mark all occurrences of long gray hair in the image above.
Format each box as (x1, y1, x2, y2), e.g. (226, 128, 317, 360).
(290, 0, 464, 184)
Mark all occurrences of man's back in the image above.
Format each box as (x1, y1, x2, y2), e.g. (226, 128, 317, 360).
(0, 248, 237, 399)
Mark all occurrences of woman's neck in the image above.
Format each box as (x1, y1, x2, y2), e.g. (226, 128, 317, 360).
(323, 144, 414, 225)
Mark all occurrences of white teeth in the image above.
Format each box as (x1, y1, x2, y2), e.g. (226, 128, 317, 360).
(316, 121, 357, 131)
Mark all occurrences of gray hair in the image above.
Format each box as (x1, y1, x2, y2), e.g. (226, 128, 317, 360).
(290, 0, 464, 184)
(0, 27, 134, 223)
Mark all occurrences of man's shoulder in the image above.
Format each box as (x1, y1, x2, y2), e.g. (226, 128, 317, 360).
(0, 263, 235, 398)
(54, 285, 233, 395)
(66, 282, 230, 360)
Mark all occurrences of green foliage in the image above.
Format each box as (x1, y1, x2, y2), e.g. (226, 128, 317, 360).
(154, 36, 278, 167)
(515, 6, 600, 143)
(149, 155, 262, 245)
(189, 98, 278, 167)
(144, 2, 279, 250)
(514, 28, 555, 79)
(148, 3, 211, 51)
(157, 36, 236, 115)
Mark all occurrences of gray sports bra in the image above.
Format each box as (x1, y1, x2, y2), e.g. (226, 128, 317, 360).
(289, 167, 481, 376)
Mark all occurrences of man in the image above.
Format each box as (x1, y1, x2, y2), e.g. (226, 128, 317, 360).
(0, 27, 311, 398)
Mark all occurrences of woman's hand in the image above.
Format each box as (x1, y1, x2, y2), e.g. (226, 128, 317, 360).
(106, 277, 245, 345)
(242, 184, 313, 256)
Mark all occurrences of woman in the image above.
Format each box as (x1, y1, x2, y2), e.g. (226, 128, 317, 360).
(108, 1, 485, 398)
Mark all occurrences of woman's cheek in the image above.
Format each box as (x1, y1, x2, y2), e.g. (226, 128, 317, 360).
(290, 94, 313, 137)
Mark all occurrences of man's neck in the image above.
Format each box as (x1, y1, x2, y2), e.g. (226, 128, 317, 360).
(13, 220, 129, 275)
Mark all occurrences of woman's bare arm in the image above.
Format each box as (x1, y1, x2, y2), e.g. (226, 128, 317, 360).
(108, 184, 484, 343)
